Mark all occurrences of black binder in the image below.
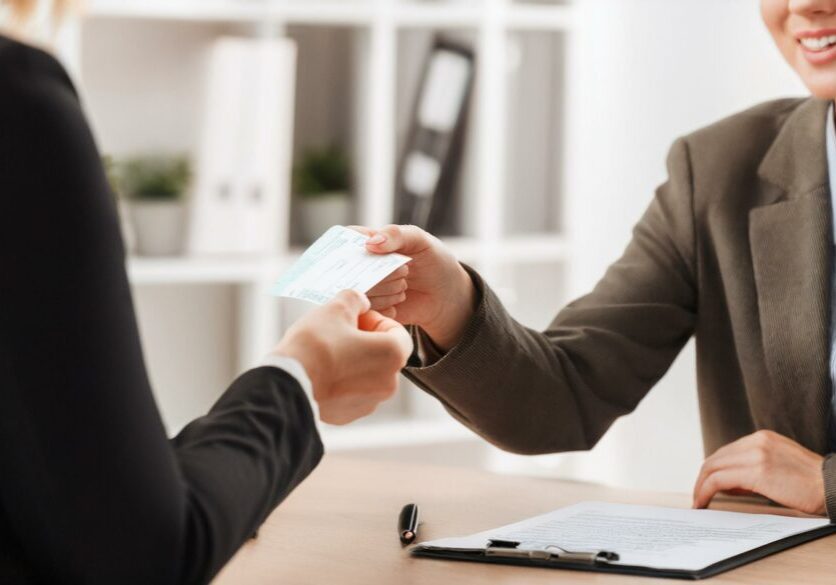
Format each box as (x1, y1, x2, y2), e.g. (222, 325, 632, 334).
(394, 37, 475, 235)
(411, 523, 836, 580)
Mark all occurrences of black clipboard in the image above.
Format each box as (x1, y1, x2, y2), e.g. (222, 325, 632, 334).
(411, 524, 836, 580)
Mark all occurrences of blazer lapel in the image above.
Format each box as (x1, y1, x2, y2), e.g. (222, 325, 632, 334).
(750, 98, 832, 452)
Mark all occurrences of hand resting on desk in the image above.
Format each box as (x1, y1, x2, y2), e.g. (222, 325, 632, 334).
(693, 429, 826, 516)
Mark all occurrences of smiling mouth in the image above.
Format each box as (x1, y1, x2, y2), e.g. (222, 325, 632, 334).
(799, 34, 836, 52)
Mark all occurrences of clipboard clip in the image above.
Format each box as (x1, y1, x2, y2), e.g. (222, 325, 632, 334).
(485, 539, 620, 565)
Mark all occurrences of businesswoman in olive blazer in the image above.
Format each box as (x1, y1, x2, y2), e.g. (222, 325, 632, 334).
(355, 0, 836, 519)
(0, 2, 411, 583)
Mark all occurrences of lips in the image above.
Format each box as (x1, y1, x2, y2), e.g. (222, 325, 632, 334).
(797, 30, 836, 65)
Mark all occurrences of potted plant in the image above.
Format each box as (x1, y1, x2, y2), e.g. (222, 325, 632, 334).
(121, 155, 191, 256)
(293, 146, 353, 242)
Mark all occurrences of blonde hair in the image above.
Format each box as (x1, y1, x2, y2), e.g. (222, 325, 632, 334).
(4, 0, 73, 28)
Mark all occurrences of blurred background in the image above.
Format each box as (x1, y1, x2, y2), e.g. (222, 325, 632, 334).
(54, 0, 806, 495)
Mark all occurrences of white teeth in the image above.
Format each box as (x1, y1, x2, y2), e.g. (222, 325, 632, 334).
(801, 35, 836, 50)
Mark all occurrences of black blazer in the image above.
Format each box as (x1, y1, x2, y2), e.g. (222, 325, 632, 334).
(0, 36, 322, 584)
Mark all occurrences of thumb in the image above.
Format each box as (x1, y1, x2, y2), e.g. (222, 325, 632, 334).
(327, 289, 371, 320)
(365, 224, 431, 255)
(359, 309, 404, 333)
(359, 310, 413, 357)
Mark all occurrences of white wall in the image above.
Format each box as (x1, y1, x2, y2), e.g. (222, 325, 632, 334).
(506, 0, 807, 493)
(80, 19, 223, 157)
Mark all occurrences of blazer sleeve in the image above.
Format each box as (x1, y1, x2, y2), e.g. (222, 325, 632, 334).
(823, 455, 836, 518)
(404, 138, 698, 455)
(0, 42, 322, 584)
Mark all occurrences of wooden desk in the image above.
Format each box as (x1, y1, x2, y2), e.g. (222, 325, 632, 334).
(214, 456, 836, 584)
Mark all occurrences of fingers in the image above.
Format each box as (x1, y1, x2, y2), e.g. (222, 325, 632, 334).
(327, 289, 371, 320)
(358, 311, 413, 362)
(365, 224, 433, 255)
(382, 265, 410, 282)
(702, 433, 751, 462)
(692, 435, 752, 494)
(370, 292, 407, 312)
(691, 430, 783, 509)
(392, 325, 414, 359)
(366, 266, 408, 306)
(692, 430, 830, 515)
(365, 265, 408, 298)
(360, 311, 412, 349)
(693, 468, 756, 509)
(319, 373, 403, 425)
(367, 278, 407, 298)
(312, 309, 412, 425)
(359, 310, 404, 334)
(693, 449, 761, 506)
(319, 397, 378, 426)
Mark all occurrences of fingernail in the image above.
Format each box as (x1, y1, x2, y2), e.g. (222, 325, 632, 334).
(367, 234, 386, 245)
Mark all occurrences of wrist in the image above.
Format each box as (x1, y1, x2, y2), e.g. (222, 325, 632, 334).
(423, 263, 477, 352)
(272, 336, 325, 394)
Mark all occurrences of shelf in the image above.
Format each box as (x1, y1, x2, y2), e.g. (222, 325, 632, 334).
(86, 0, 271, 23)
(125, 233, 566, 286)
(85, 0, 375, 24)
(85, 0, 574, 30)
(127, 255, 283, 285)
(77, 0, 576, 469)
(394, 3, 481, 28)
(289, 234, 567, 265)
(507, 4, 575, 31)
(320, 417, 477, 451)
(266, 1, 376, 26)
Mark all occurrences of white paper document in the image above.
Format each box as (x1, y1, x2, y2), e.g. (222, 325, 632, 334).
(272, 226, 411, 305)
(415, 501, 831, 572)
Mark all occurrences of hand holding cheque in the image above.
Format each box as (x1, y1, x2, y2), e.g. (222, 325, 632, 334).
(271, 290, 412, 425)
(353, 224, 477, 351)
(269, 226, 414, 425)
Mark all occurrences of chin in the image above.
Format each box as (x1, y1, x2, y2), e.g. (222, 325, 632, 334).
(791, 56, 836, 100)
(799, 76, 836, 100)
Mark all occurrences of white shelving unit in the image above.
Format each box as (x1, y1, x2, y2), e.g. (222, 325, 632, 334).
(62, 0, 575, 459)
(83, 0, 573, 30)
(127, 256, 283, 285)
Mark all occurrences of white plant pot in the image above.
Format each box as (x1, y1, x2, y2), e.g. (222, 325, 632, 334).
(297, 192, 352, 242)
(116, 199, 136, 254)
(129, 200, 185, 256)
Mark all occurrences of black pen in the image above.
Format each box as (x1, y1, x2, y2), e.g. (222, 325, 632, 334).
(398, 503, 420, 545)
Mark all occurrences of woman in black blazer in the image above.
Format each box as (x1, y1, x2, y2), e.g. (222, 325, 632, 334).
(0, 9, 412, 585)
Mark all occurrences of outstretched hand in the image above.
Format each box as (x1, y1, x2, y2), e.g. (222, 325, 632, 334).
(271, 290, 413, 425)
(351, 224, 477, 351)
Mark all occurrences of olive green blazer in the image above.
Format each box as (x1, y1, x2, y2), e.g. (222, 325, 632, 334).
(404, 97, 836, 518)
